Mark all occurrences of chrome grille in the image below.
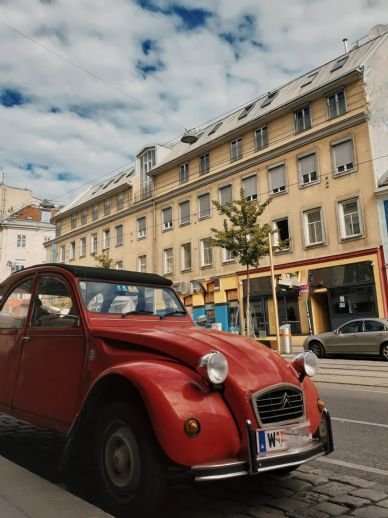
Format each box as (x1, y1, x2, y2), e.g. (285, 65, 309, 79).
(254, 387, 304, 425)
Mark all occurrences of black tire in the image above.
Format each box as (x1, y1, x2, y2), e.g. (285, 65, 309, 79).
(90, 401, 167, 517)
(380, 342, 388, 361)
(309, 340, 325, 358)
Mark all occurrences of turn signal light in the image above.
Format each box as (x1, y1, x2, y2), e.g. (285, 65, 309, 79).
(184, 418, 201, 437)
(317, 399, 326, 411)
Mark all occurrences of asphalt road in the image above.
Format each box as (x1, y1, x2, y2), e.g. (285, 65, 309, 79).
(317, 381, 388, 477)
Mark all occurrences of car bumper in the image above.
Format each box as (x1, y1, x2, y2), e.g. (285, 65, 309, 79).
(192, 408, 333, 481)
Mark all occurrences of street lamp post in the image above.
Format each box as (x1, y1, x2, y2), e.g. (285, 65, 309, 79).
(268, 232, 281, 355)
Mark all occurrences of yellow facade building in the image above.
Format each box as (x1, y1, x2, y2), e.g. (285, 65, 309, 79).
(47, 26, 388, 346)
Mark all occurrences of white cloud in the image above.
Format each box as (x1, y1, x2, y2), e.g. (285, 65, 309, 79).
(0, 0, 387, 203)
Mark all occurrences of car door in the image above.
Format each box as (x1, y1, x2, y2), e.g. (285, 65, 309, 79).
(362, 320, 387, 355)
(332, 320, 364, 354)
(0, 277, 33, 409)
(12, 275, 86, 430)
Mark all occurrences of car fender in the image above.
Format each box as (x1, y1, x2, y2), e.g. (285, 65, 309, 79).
(78, 360, 241, 468)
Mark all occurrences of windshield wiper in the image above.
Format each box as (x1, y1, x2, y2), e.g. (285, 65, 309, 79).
(159, 310, 187, 319)
(121, 310, 154, 318)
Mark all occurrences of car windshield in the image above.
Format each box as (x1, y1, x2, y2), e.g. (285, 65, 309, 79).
(78, 280, 186, 317)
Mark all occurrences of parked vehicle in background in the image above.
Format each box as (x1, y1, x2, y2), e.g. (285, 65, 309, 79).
(0, 264, 333, 517)
(303, 318, 388, 360)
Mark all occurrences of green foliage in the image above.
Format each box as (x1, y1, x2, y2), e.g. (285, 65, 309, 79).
(95, 250, 114, 269)
(210, 189, 272, 267)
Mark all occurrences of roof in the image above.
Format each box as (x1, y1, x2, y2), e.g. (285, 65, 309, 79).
(58, 167, 135, 215)
(15, 263, 173, 286)
(149, 30, 388, 174)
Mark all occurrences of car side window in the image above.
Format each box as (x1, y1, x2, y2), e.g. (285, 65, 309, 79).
(0, 278, 33, 329)
(31, 276, 80, 328)
(364, 320, 385, 332)
(340, 321, 362, 334)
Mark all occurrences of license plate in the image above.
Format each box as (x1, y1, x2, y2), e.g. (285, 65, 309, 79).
(257, 422, 312, 454)
(257, 429, 287, 453)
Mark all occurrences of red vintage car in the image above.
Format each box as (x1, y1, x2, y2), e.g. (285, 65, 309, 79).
(0, 264, 333, 516)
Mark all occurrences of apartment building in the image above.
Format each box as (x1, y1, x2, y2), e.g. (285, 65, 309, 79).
(48, 25, 388, 344)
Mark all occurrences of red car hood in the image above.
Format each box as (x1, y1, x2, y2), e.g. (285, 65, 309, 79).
(90, 321, 300, 392)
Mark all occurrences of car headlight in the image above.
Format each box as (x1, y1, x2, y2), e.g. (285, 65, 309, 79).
(292, 351, 318, 381)
(197, 351, 229, 384)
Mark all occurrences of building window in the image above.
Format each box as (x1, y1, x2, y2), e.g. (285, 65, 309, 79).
(303, 208, 324, 246)
(294, 106, 312, 133)
(242, 174, 258, 201)
(91, 233, 98, 254)
(268, 163, 286, 194)
(327, 90, 346, 118)
(208, 121, 223, 135)
(115, 224, 123, 246)
(162, 207, 173, 231)
(332, 138, 355, 174)
(69, 241, 75, 260)
(115, 261, 123, 270)
(116, 192, 125, 210)
(104, 198, 111, 216)
(338, 198, 362, 239)
(273, 218, 291, 251)
(180, 242, 192, 271)
(163, 248, 174, 275)
(138, 255, 147, 272)
(139, 148, 156, 175)
(222, 248, 235, 263)
(254, 126, 268, 150)
(79, 237, 86, 257)
(230, 138, 243, 161)
(71, 213, 77, 229)
(199, 153, 210, 175)
(198, 193, 211, 219)
(103, 229, 110, 249)
(179, 200, 190, 225)
(55, 223, 61, 238)
(301, 71, 318, 87)
(219, 184, 232, 205)
(81, 209, 88, 225)
(200, 238, 213, 267)
(298, 152, 318, 186)
(41, 211, 51, 223)
(92, 204, 99, 221)
(137, 216, 146, 239)
(16, 234, 26, 248)
(60, 245, 66, 262)
(179, 163, 189, 184)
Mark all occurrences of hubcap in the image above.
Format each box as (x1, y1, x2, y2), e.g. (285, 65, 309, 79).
(104, 425, 140, 492)
(383, 346, 388, 360)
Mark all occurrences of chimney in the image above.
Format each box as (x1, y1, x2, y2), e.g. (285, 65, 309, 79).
(342, 38, 349, 53)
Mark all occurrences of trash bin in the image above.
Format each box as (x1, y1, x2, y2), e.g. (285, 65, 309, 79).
(279, 324, 292, 354)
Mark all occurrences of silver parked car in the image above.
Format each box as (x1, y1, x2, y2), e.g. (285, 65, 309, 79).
(303, 318, 388, 360)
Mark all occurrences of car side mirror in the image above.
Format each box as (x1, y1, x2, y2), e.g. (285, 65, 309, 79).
(196, 315, 207, 327)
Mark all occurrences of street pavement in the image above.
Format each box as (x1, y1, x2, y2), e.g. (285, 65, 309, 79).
(0, 354, 387, 517)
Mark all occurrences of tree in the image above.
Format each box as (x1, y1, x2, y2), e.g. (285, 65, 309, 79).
(210, 189, 272, 338)
(95, 250, 114, 269)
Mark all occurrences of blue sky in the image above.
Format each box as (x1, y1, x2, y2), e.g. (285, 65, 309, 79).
(0, 0, 387, 203)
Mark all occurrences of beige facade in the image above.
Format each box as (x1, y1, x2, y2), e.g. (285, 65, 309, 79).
(48, 27, 388, 347)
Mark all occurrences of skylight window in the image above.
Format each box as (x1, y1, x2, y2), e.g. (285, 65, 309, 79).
(331, 56, 349, 72)
(301, 72, 319, 87)
(261, 90, 279, 108)
(103, 179, 114, 190)
(208, 122, 223, 135)
(238, 103, 255, 119)
(114, 172, 126, 184)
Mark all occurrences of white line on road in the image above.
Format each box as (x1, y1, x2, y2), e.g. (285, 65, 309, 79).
(332, 417, 388, 429)
(317, 457, 388, 477)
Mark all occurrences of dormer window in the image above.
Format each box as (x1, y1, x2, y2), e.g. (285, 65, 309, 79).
(139, 147, 156, 176)
(261, 90, 279, 108)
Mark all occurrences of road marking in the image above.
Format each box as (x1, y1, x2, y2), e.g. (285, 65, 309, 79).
(317, 457, 388, 477)
(332, 417, 388, 429)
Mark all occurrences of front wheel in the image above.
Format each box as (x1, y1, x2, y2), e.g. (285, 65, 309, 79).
(309, 341, 325, 358)
(91, 401, 167, 517)
(380, 342, 388, 361)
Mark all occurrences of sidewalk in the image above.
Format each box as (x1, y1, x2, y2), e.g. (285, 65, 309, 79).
(0, 455, 111, 518)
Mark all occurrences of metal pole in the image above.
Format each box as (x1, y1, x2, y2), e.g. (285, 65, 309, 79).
(268, 232, 281, 354)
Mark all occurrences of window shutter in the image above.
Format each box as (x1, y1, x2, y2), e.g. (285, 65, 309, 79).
(334, 140, 354, 167)
(243, 175, 257, 198)
(269, 164, 285, 191)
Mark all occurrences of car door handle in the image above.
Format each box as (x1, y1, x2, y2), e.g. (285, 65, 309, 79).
(22, 336, 31, 342)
